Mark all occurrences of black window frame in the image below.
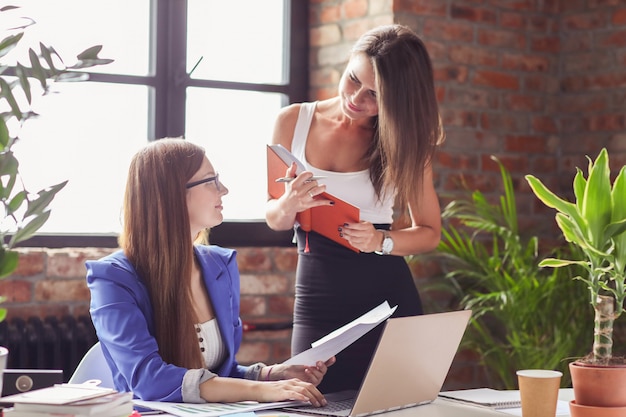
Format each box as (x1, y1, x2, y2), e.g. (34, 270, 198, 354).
(17, 0, 307, 249)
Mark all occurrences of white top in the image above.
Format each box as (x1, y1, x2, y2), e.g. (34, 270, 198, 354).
(291, 101, 395, 224)
(195, 318, 227, 371)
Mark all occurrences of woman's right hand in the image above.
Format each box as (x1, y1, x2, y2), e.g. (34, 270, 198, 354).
(258, 378, 327, 407)
(278, 163, 331, 216)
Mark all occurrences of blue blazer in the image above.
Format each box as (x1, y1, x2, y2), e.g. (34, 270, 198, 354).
(86, 245, 248, 401)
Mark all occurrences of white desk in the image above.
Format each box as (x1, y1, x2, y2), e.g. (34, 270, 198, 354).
(143, 389, 576, 417)
(257, 389, 575, 417)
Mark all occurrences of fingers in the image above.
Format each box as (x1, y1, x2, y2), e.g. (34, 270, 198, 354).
(280, 380, 327, 407)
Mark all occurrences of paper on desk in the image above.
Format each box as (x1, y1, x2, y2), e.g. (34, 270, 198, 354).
(133, 399, 304, 417)
(283, 301, 397, 366)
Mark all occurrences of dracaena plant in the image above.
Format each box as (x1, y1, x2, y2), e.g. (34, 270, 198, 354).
(526, 148, 626, 364)
(0, 4, 112, 320)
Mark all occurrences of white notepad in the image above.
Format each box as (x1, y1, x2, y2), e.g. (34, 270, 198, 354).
(439, 388, 522, 409)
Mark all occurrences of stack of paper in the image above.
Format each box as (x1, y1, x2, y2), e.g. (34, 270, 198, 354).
(2, 384, 133, 417)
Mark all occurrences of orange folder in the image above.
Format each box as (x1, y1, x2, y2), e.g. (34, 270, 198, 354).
(267, 144, 360, 252)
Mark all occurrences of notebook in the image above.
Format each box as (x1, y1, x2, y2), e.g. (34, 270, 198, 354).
(438, 388, 522, 409)
(283, 309, 472, 417)
(267, 144, 360, 252)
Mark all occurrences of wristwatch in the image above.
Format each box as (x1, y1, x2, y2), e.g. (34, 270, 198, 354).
(375, 230, 394, 255)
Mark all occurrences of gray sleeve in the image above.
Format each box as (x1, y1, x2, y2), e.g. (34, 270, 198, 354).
(245, 362, 266, 381)
(182, 368, 217, 403)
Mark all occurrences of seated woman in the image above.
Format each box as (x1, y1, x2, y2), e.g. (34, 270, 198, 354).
(86, 138, 333, 404)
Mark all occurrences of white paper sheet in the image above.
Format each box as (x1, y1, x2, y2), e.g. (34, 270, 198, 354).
(283, 301, 397, 366)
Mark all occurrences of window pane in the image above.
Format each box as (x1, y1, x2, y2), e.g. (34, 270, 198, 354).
(14, 82, 149, 234)
(12, 0, 150, 76)
(187, 0, 286, 84)
(185, 88, 284, 220)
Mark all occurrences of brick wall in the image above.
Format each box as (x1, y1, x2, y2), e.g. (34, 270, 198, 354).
(2, 0, 626, 391)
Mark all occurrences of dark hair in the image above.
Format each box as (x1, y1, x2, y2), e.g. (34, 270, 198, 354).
(352, 24, 444, 214)
(119, 138, 206, 368)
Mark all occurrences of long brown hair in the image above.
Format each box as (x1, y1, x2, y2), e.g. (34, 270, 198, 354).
(353, 24, 444, 216)
(118, 138, 205, 369)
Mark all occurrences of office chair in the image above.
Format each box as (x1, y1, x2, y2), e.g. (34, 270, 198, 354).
(68, 341, 115, 389)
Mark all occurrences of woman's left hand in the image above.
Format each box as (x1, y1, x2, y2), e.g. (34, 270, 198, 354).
(339, 222, 382, 253)
(267, 356, 336, 386)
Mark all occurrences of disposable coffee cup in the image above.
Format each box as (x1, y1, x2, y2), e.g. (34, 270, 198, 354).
(516, 369, 562, 417)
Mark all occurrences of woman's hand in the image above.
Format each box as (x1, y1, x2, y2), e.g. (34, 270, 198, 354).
(339, 222, 383, 253)
(257, 379, 327, 406)
(277, 163, 333, 216)
(265, 357, 335, 386)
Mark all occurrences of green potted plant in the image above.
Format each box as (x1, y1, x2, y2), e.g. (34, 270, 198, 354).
(526, 148, 626, 416)
(0, 4, 111, 387)
(415, 156, 591, 389)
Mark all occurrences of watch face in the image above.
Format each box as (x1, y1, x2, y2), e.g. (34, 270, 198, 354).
(383, 236, 393, 253)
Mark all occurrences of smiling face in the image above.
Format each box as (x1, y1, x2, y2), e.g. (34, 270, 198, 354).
(186, 156, 228, 236)
(338, 52, 379, 120)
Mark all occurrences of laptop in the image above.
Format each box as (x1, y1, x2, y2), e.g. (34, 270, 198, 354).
(284, 309, 471, 417)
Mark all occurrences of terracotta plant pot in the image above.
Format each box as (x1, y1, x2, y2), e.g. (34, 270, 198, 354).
(570, 400, 626, 417)
(570, 361, 626, 408)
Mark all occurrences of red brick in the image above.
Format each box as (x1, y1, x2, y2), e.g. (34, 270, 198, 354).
(423, 20, 474, 42)
(477, 28, 526, 49)
(47, 248, 114, 279)
(450, 4, 497, 24)
(501, 53, 551, 72)
(441, 108, 478, 128)
(445, 87, 498, 109)
(5, 304, 71, 321)
(268, 295, 294, 316)
(319, 5, 340, 24)
(598, 29, 626, 48)
(443, 173, 501, 193)
(272, 247, 298, 272)
(240, 274, 289, 295)
(504, 135, 551, 153)
(532, 116, 558, 133)
(524, 74, 559, 93)
(480, 112, 528, 131)
(310, 24, 341, 47)
(236, 248, 272, 273)
(613, 8, 626, 25)
(531, 35, 560, 53)
(13, 249, 45, 277)
(0, 280, 32, 302)
(393, 0, 447, 16)
(482, 154, 530, 174)
(240, 295, 267, 316)
(585, 113, 626, 131)
(473, 70, 520, 90)
(448, 45, 499, 67)
(341, 0, 368, 19)
(236, 341, 271, 364)
(563, 11, 607, 30)
(436, 152, 479, 171)
(35, 279, 90, 302)
(433, 64, 469, 83)
(500, 11, 526, 30)
(504, 93, 544, 111)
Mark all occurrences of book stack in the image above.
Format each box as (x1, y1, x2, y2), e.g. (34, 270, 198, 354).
(1, 384, 134, 417)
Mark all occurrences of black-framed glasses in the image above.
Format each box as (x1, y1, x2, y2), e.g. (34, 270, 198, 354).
(186, 173, 220, 190)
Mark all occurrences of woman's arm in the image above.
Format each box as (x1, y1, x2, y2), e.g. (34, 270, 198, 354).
(339, 165, 442, 256)
(265, 104, 331, 231)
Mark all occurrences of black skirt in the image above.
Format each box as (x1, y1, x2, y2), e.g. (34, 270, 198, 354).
(292, 226, 423, 393)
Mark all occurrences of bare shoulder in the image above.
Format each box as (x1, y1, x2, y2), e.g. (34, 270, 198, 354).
(271, 103, 302, 148)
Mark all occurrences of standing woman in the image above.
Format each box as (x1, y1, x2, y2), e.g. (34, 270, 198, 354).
(265, 25, 444, 393)
(87, 138, 332, 404)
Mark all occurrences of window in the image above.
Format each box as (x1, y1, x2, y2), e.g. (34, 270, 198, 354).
(11, 0, 307, 247)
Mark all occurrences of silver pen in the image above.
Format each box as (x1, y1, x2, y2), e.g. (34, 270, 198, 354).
(275, 176, 326, 183)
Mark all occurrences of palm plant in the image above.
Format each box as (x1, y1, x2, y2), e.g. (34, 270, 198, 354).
(416, 157, 591, 389)
(0, 4, 112, 320)
(526, 148, 626, 365)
